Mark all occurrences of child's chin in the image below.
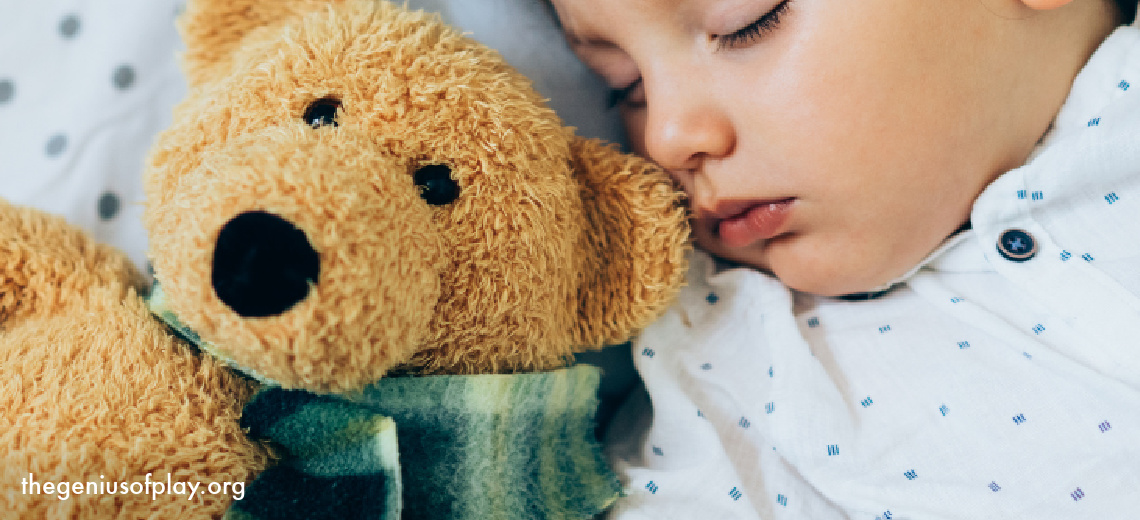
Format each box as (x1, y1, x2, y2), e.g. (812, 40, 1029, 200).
(698, 234, 900, 297)
(768, 253, 896, 298)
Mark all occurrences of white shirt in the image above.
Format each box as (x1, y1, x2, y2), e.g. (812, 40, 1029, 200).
(607, 25, 1140, 520)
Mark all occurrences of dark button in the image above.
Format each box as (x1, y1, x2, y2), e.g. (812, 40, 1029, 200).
(996, 228, 1037, 262)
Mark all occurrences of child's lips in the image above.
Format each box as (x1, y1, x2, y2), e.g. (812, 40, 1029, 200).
(716, 199, 795, 248)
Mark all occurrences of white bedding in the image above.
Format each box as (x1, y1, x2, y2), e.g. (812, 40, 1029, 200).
(0, 0, 187, 271)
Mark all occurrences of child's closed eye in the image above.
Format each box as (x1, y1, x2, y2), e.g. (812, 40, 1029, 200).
(604, 1, 792, 109)
(715, 0, 792, 51)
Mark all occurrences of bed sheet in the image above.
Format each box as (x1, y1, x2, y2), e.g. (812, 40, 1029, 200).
(0, 0, 187, 272)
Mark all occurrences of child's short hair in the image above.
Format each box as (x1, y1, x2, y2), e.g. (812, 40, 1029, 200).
(542, 1, 1136, 33)
(1116, 0, 1137, 23)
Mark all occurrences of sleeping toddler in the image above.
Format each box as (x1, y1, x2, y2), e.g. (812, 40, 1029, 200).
(544, 0, 1140, 518)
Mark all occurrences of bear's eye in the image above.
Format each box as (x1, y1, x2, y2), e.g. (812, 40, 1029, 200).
(413, 164, 460, 206)
(303, 97, 341, 128)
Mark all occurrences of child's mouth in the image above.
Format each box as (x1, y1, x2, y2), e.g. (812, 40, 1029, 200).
(716, 199, 795, 248)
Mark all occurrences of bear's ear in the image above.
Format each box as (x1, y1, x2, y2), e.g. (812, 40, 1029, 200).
(178, 0, 347, 86)
(569, 136, 690, 348)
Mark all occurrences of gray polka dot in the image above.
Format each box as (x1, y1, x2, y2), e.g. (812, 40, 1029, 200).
(112, 65, 136, 90)
(44, 134, 68, 157)
(0, 79, 12, 104)
(59, 14, 80, 38)
(97, 192, 121, 220)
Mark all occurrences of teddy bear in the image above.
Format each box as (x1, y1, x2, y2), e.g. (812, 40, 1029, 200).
(0, 0, 689, 518)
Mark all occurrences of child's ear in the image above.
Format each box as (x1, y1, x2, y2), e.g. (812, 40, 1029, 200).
(568, 136, 690, 348)
(178, 0, 347, 87)
(1019, 0, 1075, 9)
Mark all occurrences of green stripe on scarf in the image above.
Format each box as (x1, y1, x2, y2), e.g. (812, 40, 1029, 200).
(225, 389, 402, 520)
(147, 284, 619, 520)
(356, 365, 620, 520)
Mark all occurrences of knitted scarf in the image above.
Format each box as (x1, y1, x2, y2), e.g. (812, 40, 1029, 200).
(147, 284, 621, 520)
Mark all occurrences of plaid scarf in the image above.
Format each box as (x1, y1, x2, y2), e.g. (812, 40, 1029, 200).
(148, 284, 621, 520)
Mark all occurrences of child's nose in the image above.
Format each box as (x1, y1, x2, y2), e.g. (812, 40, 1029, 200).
(642, 81, 735, 172)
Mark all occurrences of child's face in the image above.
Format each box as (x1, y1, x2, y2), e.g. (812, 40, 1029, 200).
(550, 0, 1064, 296)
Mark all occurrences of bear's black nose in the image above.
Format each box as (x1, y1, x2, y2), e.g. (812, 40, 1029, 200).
(212, 211, 320, 317)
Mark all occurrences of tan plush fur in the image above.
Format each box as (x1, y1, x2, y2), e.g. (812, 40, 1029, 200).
(0, 201, 270, 519)
(1, 0, 688, 517)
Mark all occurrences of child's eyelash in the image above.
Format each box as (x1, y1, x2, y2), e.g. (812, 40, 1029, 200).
(604, 1, 791, 108)
(607, 77, 643, 109)
(716, 0, 792, 51)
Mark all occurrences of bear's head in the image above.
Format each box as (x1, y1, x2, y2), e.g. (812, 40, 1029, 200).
(144, 0, 689, 394)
